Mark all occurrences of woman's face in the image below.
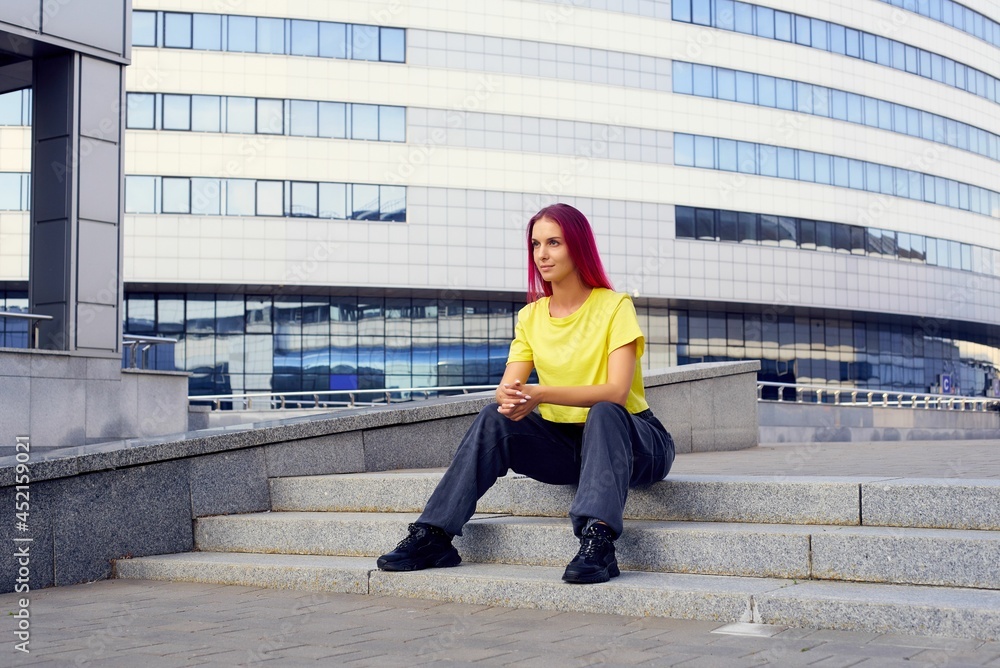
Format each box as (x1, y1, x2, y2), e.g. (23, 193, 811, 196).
(531, 218, 576, 285)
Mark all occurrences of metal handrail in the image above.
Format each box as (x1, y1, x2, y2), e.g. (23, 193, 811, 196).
(190, 384, 498, 411)
(0, 311, 53, 349)
(123, 334, 178, 369)
(757, 381, 998, 412)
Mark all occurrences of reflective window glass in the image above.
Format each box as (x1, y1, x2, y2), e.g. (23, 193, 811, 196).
(737, 141, 756, 173)
(777, 147, 795, 179)
(380, 185, 406, 221)
(352, 184, 380, 219)
(848, 159, 864, 189)
(133, 11, 157, 46)
(162, 94, 191, 130)
(833, 224, 850, 253)
(673, 62, 693, 94)
(717, 68, 736, 100)
(256, 181, 284, 216)
(851, 226, 866, 255)
(291, 20, 318, 56)
(815, 221, 832, 251)
(675, 206, 695, 238)
(716, 0, 735, 30)
(718, 139, 737, 171)
(291, 181, 318, 217)
(125, 176, 157, 214)
(757, 75, 776, 107)
(163, 12, 191, 49)
(319, 183, 348, 219)
(228, 16, 256, 53)
(193, 14, 222, 50)
(811, 18, 828, 50)
(799, 219, 816, 249)
(846, 93, 863, 123)
(0, 91, 22, 125)
(289, 100, 318, 136)
(734, 2, 753, 33)
(735, 71, 754, 103)
(673, 0, 692, 21)
(833, 157, 849, 187)
(830, 24, 846, 54)
(226, 179, 256, 216)
(380, 27, 406, 62)
(875, 36, 891, 65)
(319, 22, 348, 58)
(0, 173, 23, 210)
(126, 93, 155, 129)
(694, 135, 715, 168)
(351, 104, 379, 140)
(775, 78, 794, 110)
(674, 133, 694, 166)
(191, 95, 221, 132)
(692, 64, 713, 96)
(777, 216, 796, 246)
(756, 6, 774, 38)
(191, 178, 221, 215)
(692, 0, 711, 25)
(798, 151, 815, 182)
(352, 25, 380, 60)
(758, 145, 777, 177)
(379, 106, 405, 142)
(845, 28, 860, 57)
(831, 90, 847, 120)
(696, 208, 715, 240)
(814, 153, 832, 184)
(738, 212, 757, 242)
(793, 15, 810, 45)
(257, 17, 285, 54)
(256, 98, 284, 134)
(319, 102, 347, 138)
(718, 210, 738, 241)
(759, 215, 778, 244)
(162, 177, 190, 214)
(226, 97, 255, 133)
(861, 33, 876, 62)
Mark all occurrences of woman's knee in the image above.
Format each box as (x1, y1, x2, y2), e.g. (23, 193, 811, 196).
(586, 401, 628, 424)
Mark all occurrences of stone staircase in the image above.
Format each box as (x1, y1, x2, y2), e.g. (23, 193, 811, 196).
(114, 471, 1000, 640)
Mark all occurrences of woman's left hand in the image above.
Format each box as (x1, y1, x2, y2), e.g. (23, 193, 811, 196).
(497, 380, 541, 421)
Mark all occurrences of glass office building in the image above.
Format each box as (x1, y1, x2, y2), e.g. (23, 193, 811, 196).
(1, 0, 998, 397)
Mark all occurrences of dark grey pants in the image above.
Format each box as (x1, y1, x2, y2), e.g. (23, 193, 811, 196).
(418, 401, 675, 538)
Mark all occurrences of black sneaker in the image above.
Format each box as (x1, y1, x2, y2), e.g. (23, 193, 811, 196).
(562, 522, 620, 584)
(377, 522, 462, 571)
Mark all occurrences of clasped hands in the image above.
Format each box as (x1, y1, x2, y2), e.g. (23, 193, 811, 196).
(496, 379, 540, 421)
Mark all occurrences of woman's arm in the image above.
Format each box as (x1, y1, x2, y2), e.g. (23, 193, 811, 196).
(495, 360, 535, 405)
(498, 341, 637, 421)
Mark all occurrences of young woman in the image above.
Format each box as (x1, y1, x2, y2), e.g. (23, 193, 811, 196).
(377, 203, 675, 584)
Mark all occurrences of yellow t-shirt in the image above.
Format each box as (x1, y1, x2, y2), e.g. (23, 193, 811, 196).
(506, 288, 648, 423)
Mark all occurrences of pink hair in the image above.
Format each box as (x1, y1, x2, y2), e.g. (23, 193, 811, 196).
(526, 203, 614, 303)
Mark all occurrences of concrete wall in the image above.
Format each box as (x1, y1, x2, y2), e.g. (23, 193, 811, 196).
(760, 402, 1000, 444)
(0, 360, 758, 593)
(0, 349, 188, 453)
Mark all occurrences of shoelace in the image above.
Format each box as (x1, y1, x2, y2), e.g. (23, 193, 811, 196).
(394, 524, 428, 550)
(577, 535, 608, 558)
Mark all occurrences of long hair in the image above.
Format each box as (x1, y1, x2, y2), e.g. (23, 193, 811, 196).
(526, 203, 614, 303)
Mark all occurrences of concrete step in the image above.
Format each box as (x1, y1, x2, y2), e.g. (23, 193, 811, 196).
(192, 511, 1000, 589)
(269, 470, 1000, 530)
(113, 553, 1000, 641)
(270, 471, 866, 525)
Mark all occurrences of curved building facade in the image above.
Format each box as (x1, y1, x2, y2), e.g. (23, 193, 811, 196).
(1, 0, 999, 397)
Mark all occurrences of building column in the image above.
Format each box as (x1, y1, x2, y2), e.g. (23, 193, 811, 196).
(30, 52, 124, 354)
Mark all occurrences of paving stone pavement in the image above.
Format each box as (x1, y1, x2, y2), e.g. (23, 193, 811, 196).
(2, 579, 1000, 667)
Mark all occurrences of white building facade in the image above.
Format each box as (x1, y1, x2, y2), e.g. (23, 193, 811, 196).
(1, 0, 999, 397)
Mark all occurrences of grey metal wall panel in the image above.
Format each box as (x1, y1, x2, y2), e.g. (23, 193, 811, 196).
(78, 141, 119, 224)
(33, 139, 72, 222)
(30, 220, 68, 305)
(42, 0, 125, 56)
(77, 220, 118, 305)
(80, 57, 121, 141)
(0, 1, 41, 31)
(33, 55, 72, 141)
(75, 304, 117, 350)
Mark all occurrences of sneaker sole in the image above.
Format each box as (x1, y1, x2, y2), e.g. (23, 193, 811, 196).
(377, 551, 462, 572)
(562, 562, 621, 585)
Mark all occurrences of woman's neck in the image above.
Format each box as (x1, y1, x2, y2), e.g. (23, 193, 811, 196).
(548, 276, 593, 317)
